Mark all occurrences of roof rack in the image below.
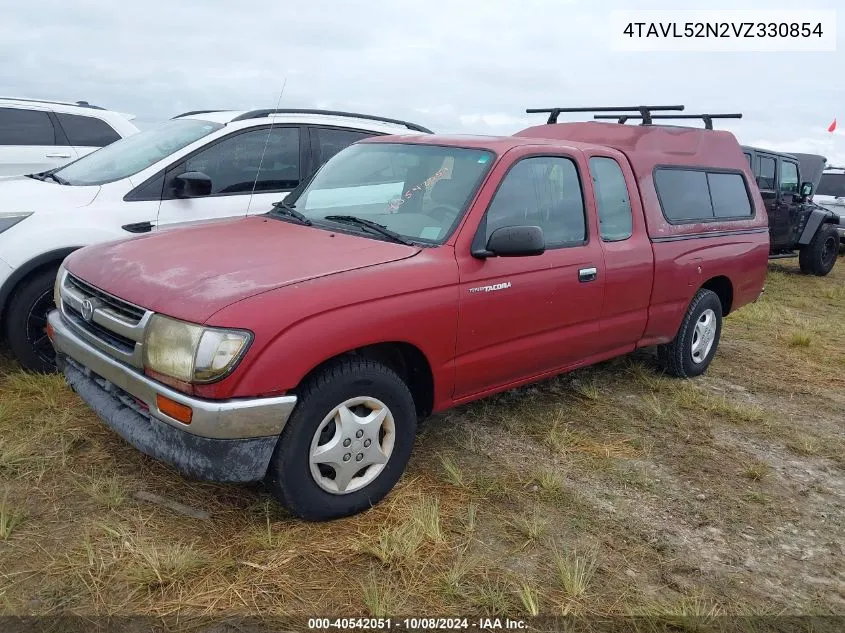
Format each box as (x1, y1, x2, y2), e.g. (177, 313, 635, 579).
(74, 100, 106, 110)
(526, 105, 685, 125)
(593, 113, 742, 130)
(228, 108, 434, 133)
(0, 97, 106, 110)
(171, 110, 226, 119)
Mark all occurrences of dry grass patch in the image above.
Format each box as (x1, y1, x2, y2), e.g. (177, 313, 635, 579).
(0, 489, 26, 539)
(553, 544, 599, 598)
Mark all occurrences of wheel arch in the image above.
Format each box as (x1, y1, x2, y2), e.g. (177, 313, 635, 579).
(0, 247, 79, 334)
(297, 342, 435, 420)
(700, 275, 733, 316)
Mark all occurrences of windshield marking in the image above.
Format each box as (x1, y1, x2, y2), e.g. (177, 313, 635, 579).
(387, 166, 450, 212)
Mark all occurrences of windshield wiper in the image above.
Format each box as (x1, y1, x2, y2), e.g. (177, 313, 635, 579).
(268, 200, 312, 226)
(323, 215, 412, 245)
(44, 173, 68, 185)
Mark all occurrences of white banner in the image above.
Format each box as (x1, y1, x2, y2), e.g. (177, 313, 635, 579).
(610, 10, 837, 52)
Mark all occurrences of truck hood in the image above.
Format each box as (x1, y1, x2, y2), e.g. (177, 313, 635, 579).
(0, 175, 100, 211)
(791, 153, 827, 194)
(64, 216, 422, 323)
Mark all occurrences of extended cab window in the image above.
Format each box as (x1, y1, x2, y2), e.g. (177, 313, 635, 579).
(182, 126, 300, 194)
(758, 156, 776, 190)
(0, 107, 55, 145)
(654, 168, 752, 223)
(589, 157, 632, 241)
(780, 161, 799, 194)
(485, 156, 586, 248)
(56, 113, 120, 147)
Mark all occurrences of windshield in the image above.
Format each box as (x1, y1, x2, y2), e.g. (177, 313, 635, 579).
(816, 173, 845, 198)
(285, 142, 495, 244)
(54, 119, 223, 186)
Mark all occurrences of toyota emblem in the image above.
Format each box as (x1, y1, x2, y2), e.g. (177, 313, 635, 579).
(81, 299, 95, 322)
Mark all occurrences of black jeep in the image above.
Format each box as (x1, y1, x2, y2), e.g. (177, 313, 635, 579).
(742, 146, 842, 276)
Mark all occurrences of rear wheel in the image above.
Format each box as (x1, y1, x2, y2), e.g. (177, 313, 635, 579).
(4, 266, 60, 373)
(657, 289, 723, 378)
(798, 224, 840, 276)
(265, 357, 417, 521)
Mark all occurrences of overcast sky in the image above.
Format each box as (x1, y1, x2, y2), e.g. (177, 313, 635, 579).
(2, 0, 843, 161)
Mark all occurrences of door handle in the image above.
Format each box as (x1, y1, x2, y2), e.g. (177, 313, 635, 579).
(579, 267, 598, 282)
(46, 153, 71, 159)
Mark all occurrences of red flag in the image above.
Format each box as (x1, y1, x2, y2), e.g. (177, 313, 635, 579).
(828, 118, 837, 132)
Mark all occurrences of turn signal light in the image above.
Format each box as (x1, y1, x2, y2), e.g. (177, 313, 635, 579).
(156, 394, 193, 425)
(46, 323, 55, 341)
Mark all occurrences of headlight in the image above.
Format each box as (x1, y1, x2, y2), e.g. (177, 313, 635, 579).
(143, 314, 252, 383)
(0, 212, 32, 234)
(54, 264, 66, 308)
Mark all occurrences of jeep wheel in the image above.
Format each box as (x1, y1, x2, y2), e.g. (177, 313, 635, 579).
(265, 357, 416, 521)
(4, 266, 60, 373)
(798, 224, 840, 276)
(657, 288, 723, 378)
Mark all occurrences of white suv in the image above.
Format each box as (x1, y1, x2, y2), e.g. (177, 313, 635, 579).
(814, 165, 845, 239)
(0, 98, 139, 176)
(0, 108, 433, 371)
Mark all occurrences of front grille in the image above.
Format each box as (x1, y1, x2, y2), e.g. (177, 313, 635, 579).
(60, 271, 152, 367)
(64, 304, 136, 353)
(65, 274, 145, 323)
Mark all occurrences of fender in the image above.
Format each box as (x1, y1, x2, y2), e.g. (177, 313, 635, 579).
(0, 247, 81, 323)
(798, 207, 838, 245)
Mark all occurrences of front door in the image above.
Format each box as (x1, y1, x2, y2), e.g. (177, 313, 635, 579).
(776, 159, 801, 248)
(0, 106, 77, 176)
(156, 125, 304, 229)
(754, 153, 785, 248)
(453, 152, 605, 399)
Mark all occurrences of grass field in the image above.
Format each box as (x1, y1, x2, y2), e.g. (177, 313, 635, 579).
(1, 258, 843, 628)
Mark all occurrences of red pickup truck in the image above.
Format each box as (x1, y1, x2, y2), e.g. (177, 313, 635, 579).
(47, 106, 770, 521)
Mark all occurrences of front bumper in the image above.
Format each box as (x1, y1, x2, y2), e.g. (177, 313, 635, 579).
(49, 309, 298, 482)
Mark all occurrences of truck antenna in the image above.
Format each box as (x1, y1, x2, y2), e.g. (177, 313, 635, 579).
(247, 76, 288, 217)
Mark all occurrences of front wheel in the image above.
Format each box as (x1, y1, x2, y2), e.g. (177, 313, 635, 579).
(657, 289, 723, 378)
(798, 224, 840, 276)
(4, 266, 61, 373)
(265, 357, 417, 521)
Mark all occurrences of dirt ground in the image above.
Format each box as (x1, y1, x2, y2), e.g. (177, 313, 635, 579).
(0, 258, 843, 631)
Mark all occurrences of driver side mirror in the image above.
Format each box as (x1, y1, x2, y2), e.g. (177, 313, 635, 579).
(800, 181, 814, 198)
(473, 225, 545, 258)
(173, 171, 213, 198)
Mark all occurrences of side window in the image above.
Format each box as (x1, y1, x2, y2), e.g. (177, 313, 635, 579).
(744, 153, 753, 168)
(56, 113, 120, 147)
(589, 157, 633, 241)
(758, 156, 776, 190)
(654, 168, 753, 223)
(485, 156, 586, 248)
(707, 173, 752, 217)
(780, 161, 799, 194)
(653, 169, 713, 221)
(182, 127, 300, 195)
(315, 128, 375, 165)
(0, 107, 55, 145)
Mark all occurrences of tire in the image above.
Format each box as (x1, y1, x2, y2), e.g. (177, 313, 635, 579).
(4, 266, 60, 373)
(798, 224, 840, 276)
(657, 289, 723, 379)
(265, 357, 417, 521)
